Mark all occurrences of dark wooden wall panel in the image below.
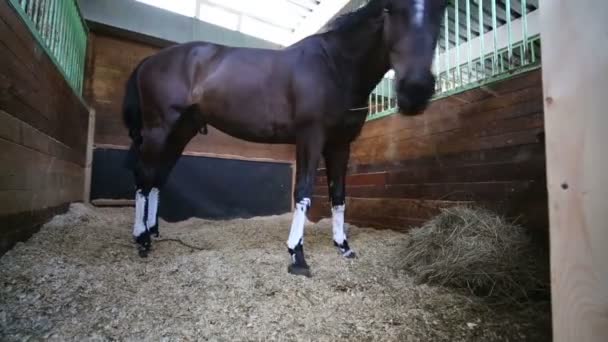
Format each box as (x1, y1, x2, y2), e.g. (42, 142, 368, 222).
(310, 69, 548, 233)
(0, 2, 90, 254)
(84, 31, 295, 163)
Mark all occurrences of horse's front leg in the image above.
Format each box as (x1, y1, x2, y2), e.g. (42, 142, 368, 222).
(323, 142, 356, 258)
(286, 126, 325, 277)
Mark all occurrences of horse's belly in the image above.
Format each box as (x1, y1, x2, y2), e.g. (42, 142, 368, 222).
(206, 111, 295, 144)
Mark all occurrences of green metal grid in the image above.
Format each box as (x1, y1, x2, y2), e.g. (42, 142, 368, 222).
(8, 0, 88, 98)
(366, 0, 541, 122)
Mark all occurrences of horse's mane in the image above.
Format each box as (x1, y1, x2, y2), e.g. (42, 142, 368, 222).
(324, 0, 386, 33)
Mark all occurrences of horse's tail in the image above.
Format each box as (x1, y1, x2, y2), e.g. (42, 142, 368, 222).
(122, 58, 147, 170)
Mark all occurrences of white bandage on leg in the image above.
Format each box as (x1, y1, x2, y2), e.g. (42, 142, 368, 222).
(287, 198, 311, 249)
(332, 204, 346, 244)
(146, 187, 159, 228)
(133, 189, 147, 237)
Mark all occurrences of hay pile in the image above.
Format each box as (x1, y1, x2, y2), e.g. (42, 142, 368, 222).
(401, 206, 550, 303)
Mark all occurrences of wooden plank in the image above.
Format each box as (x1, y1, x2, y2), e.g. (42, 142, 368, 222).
(315, 180, 536, 201)
(0, 203, 69, 256)
(84, 109, 96, 203)
(351, 126, 543, 166)
(0, 110, 86, 166)
(385, 159, 546, 185)
(540, 1, 608, 340)
(0, 139, 84, 216)
(95, 144, 294, 165)
(340, 140, 546, 187)
(443, 68, 543, 104)
(91, 199, 134, 207)
(342, 143, 546, 176)
(344, 217, 427, 231)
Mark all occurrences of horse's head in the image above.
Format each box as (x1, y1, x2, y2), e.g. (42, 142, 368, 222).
(383, 0, 446, 115)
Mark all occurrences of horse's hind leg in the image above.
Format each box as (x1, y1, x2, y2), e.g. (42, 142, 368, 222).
(132, 126, 170, 256)
(131, 108, 201, 257)
(323, 142, 356, 258)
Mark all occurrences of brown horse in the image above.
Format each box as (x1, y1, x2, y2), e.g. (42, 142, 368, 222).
(122, 0, 446, 276)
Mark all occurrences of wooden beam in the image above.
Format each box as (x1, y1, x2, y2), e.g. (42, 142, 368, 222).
(83, 109, 96, 204)
(91, 199, 134, 207)
(93, 144, 294, 164)
(540, 1, 608, 341)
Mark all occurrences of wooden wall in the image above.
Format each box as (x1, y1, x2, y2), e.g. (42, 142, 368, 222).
(0, 2, 90, 254)
(310, 69, 548, 233)
(84, 30, 295, 162)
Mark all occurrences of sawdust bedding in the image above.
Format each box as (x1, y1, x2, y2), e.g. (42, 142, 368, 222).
(0, 203, 551, 341)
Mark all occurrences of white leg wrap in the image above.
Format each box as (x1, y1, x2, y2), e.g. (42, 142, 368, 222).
(287, 198, 311, 249)
(332, 204, 346, 244)
(133, 189, 147, 237)
(146, 188, 159, 228)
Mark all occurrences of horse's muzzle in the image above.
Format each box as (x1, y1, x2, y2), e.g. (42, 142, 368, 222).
(396, 72, 436, 116)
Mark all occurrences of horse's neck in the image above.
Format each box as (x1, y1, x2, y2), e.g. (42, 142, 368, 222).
(323, 23, 390, 106)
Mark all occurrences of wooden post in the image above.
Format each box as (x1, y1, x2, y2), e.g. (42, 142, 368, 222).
(540, 1, 608, 341)
(83, 108, 95, 204)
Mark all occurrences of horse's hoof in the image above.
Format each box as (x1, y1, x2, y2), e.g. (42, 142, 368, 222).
(149, 224, 159, 238)
(135, 231, 151, 257)
(288, 264, 312, 277)
(334, 240, 356, 259)
(342, 249, 357, 259)
(138, 248, 149, 258)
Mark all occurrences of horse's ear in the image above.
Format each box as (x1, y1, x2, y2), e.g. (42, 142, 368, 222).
(383, 0, 392, 12)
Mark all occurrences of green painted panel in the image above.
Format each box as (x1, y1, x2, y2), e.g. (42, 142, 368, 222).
(7, 0, 87, 98)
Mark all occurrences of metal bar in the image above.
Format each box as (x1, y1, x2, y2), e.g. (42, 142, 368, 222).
(454, 0, 461, 87)
(25, 0, 32, 17)
(58, 0, 67, 72)
(73, 0, 80, 88)
(491, 0, 498, 75)
(67, 2, 74, 87)
(381, 79, 385, 111)
(55, 0, 62, 69)
(77, 23, 86, 93)
(37, 0, 45, 40)
(521, 0, 528, 64)
(444, 8, 450, 90)
(50, 0, 59, 55)
(478, 0, 484, 80)
(69, 0, 78, 87)
(43, 0, 52, 46)
(387, 76, 392, 110)
(374, 83, 378, 114)
(506, 0, 513, 66)
(434, 43, 439, 79)
(30, 0, 38, 24)
(466, 0, 472, 82)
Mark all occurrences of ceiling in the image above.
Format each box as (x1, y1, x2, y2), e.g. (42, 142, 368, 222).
(136, 0, 353, 46)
